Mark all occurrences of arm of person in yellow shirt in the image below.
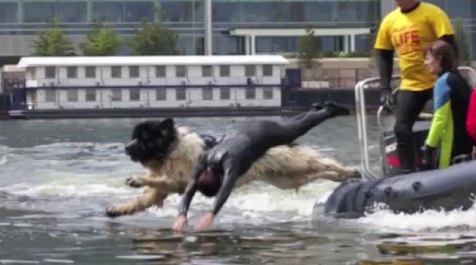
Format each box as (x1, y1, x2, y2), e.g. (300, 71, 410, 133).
(374, 17, 395, 109)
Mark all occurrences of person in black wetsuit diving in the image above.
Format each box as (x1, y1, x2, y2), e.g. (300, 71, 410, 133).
(172, 101, 351, 231)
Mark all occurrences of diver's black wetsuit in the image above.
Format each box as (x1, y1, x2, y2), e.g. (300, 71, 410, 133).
(178, 103, 348, 216)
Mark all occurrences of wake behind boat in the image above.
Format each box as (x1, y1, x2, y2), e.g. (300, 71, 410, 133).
(319, 66, 476, 218)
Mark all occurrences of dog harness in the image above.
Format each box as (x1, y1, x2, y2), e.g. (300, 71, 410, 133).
(199, 134, 219, 150)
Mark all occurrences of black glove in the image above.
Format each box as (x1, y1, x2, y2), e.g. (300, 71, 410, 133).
(421, 144, 436, 170)
(380, 88, 395, 113)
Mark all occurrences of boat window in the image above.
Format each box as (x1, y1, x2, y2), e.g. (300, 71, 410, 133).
(129, 89, 140, 101)
(67, 67, 77, 78)
(129, 66, 139, 78)
(220, 87, 230, 100)
(156, 89, 166, 101)
(245, 87, 256, 99)
(245, 65, 255, 77)
(45, 67, 56, 79)
(202, 65, 213, 77)
(85, 89, 96, 101)
(67, 89, 78, 102)
(263, 87, 273, 99)
(176, 88, 186, 100)
(155, 66, 166, 77)
(111, 66, 122, 78)
(45, 90, 55, 102)
(85, 66, 96, 78)
(219, 65, 230, 77)
(262, 65, 273, 76)
(202, 88, 213, 100)
(111, 89, 122, 101)
(176, 66, 187, 78)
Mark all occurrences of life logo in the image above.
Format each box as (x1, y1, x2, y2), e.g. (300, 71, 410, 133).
(392, 25, 421, 55)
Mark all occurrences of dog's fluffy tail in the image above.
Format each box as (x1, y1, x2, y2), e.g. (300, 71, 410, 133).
(251, 144, 360, 183)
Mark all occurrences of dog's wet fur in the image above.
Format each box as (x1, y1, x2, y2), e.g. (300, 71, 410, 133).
(105, 118, 360, 218)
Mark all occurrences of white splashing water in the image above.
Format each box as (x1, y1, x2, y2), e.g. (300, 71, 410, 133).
(0, 155, 7, 165)
(357, 203, 476, 232)
(3, 141, 476, 232)
(145, 179, 340, 226)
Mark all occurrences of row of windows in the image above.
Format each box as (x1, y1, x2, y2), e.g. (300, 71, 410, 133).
(39, 65, 275, 79)
(0, 1, 381, 24)
(42, 87, 274, 102)
(1, 0, 470, 26)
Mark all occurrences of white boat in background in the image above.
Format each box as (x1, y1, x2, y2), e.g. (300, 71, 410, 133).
(21, 55, 286, 108)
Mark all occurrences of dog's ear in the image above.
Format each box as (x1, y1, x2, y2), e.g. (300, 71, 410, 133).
(161, 118, 175, 129)
(132, 122, 148, 139)
(158, 118, 175, 137)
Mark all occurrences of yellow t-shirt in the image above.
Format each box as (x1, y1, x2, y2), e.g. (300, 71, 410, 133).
(374, 2, 455, 91)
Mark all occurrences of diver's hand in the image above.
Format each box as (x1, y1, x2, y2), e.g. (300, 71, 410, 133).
(172, 214, 189, 231)
(195, 212, 215, 232)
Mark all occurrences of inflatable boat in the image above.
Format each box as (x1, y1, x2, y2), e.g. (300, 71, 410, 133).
(321, 66, 476, 218)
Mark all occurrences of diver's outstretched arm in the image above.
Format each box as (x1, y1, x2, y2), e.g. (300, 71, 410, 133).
(177, 163, 205, 216)
(172, 158, 207, 231)
(194, 158, 240, 231)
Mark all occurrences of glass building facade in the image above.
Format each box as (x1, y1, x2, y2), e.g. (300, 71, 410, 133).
(0, 0, 381, 55)
(425, 0, 476, 58)
(0, 0, 474, 56)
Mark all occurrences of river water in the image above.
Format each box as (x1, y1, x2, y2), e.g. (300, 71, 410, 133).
(1, 116, 476, 265)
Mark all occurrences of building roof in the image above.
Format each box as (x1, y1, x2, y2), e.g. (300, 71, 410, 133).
(1, 64, 24, 72)
(17, 55, 289, 68)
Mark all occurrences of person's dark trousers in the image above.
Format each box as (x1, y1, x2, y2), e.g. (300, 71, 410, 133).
(393, 89, 433, 174)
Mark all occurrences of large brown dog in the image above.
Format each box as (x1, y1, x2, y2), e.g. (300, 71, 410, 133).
(105, 118, 359, 217)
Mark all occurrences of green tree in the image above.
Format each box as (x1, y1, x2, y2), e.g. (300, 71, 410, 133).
(298, 26, 320, 68)
(80, 22, 121, 56)
(32, 18, 76, 56)
(454, 18, 470, 66)
(128, 13, 179, 55)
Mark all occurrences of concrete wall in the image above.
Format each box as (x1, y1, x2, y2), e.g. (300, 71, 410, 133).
(286, 57, 401, 89)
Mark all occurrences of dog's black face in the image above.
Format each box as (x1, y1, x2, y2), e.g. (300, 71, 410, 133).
(125, 118, 177, 164)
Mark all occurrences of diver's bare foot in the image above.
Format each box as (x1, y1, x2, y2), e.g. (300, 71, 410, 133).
(324, 101, 350, 116)
(312, 102, 324, 111)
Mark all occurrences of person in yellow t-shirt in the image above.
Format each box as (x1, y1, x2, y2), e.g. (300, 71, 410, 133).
(374, 0, 458, 174)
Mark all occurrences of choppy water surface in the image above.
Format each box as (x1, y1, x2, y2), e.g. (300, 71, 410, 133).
(1, 116, 476, 265)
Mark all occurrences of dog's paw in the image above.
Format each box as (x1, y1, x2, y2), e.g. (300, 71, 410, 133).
(105, 206, 122, 218)
(126, 176, 146, 188)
